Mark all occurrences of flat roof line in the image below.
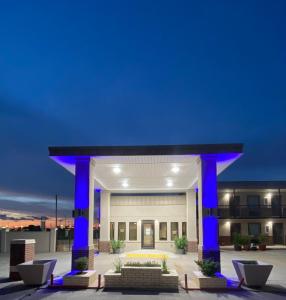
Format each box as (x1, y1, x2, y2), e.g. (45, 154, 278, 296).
(218, 180, 286, 189)
(49, 143, 243, 157)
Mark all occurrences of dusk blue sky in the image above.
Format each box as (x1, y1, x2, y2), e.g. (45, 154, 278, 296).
(0, 1, 285, 218)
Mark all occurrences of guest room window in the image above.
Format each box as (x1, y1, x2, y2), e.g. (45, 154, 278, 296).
(159, 222, 167, 240)
(118, 222, 126, 240)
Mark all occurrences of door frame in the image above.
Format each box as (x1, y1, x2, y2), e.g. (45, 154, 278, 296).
(141, 220, 155, 249)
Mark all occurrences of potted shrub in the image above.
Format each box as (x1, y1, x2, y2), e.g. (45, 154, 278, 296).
(75, 257, 88, 274)
(241, 235, 251, 251)
(63, 256, 96, 287)
(111, 240, 124, 254)
(193, 259, 226, 288)
(174, 236, 188, 254)
(233, 233, 242, 251)
(195, 259, 219, 277)
(258, 234, 267, 251)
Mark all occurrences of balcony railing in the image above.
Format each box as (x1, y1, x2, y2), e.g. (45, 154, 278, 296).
(218, 205, 286, 219)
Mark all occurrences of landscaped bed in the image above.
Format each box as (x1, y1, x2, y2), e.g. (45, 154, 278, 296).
(104, 259, 178, 290)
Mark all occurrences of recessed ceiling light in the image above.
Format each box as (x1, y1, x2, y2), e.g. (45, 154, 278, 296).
(172, 166, 180, 174)
(122, 181, 129, 188)
(166, 180, 173, 187)
(113, 166, 121, 174)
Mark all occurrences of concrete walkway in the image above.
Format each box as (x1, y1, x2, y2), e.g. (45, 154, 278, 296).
(0, 249, 286, 299)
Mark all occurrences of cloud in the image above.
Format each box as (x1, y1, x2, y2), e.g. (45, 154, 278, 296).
(0, 189, 73, 218)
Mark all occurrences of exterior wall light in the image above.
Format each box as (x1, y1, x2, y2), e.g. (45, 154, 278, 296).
(171, 166, 180, 174)
(113, 166, 121, 174)
(122, 181, 129, 188)
(166, 180, 173, 187)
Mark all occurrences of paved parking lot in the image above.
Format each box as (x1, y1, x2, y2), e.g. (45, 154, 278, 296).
(0, 249, 286, 299)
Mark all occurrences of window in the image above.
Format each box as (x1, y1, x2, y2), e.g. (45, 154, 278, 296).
(171, 222, 178, 240)
(159, 222, 167, 240)
(248, 223, 261, 236)
(129, 222, 137, 240)
(110, 222, 115, 240)
(247, 195, 260, 206)
(230, 195, 241, 217)
(182, 222, 187, 237)
(247, 195, 260, 217)
(118, 222, 126, 240)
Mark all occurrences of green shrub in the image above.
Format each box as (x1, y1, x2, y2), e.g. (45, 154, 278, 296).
(251, 236, 259, 244)
(124, 261, 161, 267)
(74, 257, 88, 274)
(233, 233, 243, 246)
(161, 257, 169, 274)
(240, 235, 251, 245)
(195, 259, 219, 277)
(258, 234, 267, 245)
(110, 240, 124, 252)
(113, 258, 122, 273)
(174, 236, 188, 249)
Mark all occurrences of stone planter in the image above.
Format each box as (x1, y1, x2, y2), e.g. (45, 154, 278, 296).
(192, 271, 227, 289)
(175, 248, 185, 254)
(104, 266, 178, 290)
(259, 244, 266, 251)
(232, 260, 273, 287)
(63, 270, 96, 287)
(112, 248, 123, 254)
(17, 259, 57, 286)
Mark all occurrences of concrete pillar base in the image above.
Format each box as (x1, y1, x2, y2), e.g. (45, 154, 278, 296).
(72, 247, 94, 270)
(187, 241, 198, 252)
(198, 248, 221, 272)
(99, 241, 110, 253)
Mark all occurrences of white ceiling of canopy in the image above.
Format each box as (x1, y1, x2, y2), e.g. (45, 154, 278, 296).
(92, 154, 234, 192)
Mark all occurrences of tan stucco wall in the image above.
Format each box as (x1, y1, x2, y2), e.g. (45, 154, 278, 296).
(110, 194, 187, 251)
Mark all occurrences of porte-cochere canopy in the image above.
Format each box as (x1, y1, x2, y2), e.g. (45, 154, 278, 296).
(49, 144, 243, 192)
(49, 144, 243, 271)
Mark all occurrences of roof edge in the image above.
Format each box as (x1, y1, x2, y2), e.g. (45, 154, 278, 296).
(218, 180, 286, 189)
(49, 143, 243, 157)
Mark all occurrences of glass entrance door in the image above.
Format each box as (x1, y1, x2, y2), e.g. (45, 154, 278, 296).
(141, 220, 155, 249)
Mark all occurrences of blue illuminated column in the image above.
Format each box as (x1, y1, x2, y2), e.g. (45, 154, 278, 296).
(197, 155, 220, 271)
(72, 157, 95, 270)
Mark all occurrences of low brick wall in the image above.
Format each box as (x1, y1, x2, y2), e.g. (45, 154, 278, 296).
(219, 236, 232, 246)
(104, 266, 178, 290)
(187, 241, 198, 252)
(99, 241, 110, 253)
